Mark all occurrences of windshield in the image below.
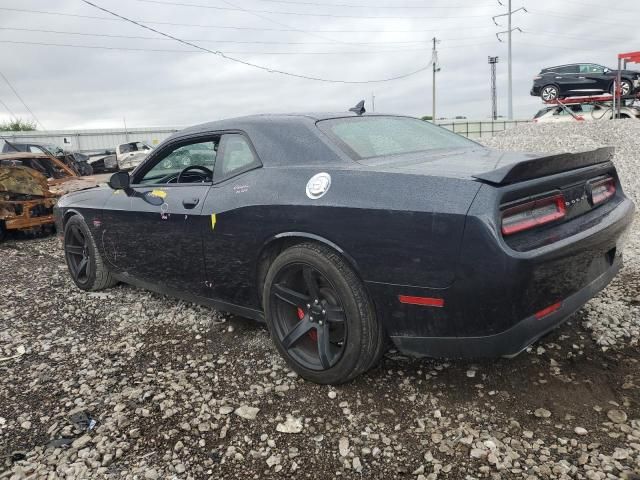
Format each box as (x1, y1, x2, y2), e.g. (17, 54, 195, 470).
(44, 144, 64, 155)
(317, 116, 475, 160)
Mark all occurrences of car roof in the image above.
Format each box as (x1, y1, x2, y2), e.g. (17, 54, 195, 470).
(166, 112, 415, 167)
(0, 152, 52, 160)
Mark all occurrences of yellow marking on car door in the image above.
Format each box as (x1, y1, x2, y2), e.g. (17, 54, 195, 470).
(211, 213, 217, 230)
(150, 189, 167, 199)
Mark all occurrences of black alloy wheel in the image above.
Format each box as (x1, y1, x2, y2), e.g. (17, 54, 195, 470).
(64, 222, 91, 285)
(63, 215, 117, 291)
(263, 243, 385, 384)
(270, 263, 347, 371)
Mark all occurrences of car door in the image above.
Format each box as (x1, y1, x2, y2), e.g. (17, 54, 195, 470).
(577, 64, 607, 94)
(101, 135, 219, 295)
(199, 133, 264, 308)
(555, 65, 581, 93)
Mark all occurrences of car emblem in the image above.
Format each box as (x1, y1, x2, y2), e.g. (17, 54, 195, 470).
(306, 173, 331, 199)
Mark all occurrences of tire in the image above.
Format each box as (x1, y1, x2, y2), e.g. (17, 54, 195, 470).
(0, 220, 6, 243)
(263, 243, 385, 384)
(611, 79, 633, 97)
(80, 162, 93, 176)
(540, 85, 559, 101)
(63, 215, 117, 291)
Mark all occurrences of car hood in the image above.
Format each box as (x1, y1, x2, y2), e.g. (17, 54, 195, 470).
(358, 146, 614, 184)
(0, 165, 99, 198)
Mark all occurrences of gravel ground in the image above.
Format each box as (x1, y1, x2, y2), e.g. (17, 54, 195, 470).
(1, 121, 639, 479)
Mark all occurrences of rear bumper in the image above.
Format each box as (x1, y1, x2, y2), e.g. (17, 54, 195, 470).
(367, 195, 634, 359)
(391, 255, 620, 358)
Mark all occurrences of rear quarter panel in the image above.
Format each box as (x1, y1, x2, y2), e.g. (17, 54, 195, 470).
(201, 166, 482, 308)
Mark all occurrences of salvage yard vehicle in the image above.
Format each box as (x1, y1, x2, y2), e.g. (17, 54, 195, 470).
(533, 104, 640, 122)
(531, 63, 640, 101)
(1, 141, 94, 176)
(54, 109, 635, 384)
(0, 153, 97, 241)
(116, 141, 153, 170)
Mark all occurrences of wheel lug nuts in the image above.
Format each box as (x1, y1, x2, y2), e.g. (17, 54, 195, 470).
(318, 320, 323, 325)
(322, 309, 326, 314)
(307, 304, 311, 308)
(314, 299, 319, 304)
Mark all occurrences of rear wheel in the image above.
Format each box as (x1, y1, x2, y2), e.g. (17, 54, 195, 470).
(263, 243, 384, 384)
(64, 215, 117, 291)
(540, 85, 559, 101)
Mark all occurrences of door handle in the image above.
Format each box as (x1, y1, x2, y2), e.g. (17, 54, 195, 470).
(182, 198, 200, 209)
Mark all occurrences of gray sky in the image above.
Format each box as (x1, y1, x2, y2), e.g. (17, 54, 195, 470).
(0, 0, 639, 130)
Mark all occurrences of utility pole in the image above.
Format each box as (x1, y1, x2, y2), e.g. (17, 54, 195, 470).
(432, 37, 440, 121)
(371, 92, 375, 112)
(488, 56, 499, 120)
(493, 1, 526, 120)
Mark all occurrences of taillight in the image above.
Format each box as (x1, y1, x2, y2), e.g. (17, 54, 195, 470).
(501, 194, 566, 236)
(589, 177, 616, 206)
(534, 75, 542, 80)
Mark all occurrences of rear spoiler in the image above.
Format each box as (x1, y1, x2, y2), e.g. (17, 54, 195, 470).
(473, 147, 615, 185)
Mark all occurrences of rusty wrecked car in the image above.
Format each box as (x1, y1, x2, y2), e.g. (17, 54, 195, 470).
(0, 152, 97, 241)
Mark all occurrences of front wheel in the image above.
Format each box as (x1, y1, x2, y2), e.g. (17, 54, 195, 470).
(611, 79, 632, 97)
(64, 215, 117, 291)
(263, 243, 385, 384)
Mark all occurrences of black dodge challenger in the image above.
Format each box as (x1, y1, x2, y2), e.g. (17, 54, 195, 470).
(54, 110, 635, 384)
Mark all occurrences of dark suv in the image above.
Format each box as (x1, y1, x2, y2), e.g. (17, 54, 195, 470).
(531, 63, 640, 101)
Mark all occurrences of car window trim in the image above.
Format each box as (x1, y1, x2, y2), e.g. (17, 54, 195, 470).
(130, 133, 221, 187)
(212, 132, 262, 184)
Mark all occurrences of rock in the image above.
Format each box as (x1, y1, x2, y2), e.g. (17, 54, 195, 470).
(71, 435, 92, 449)
(328, 391, 337, 399)
(234, 405, 260, 420)
(607, 409, 628, 424)
(470, 448, 486, 459)
(574, 427, 588, 436)
(144, 469, 160, 480)
(534, 408, 552, 418)
(276, 417, 303, 434)
(266, 454, 281, 467)
(219, 406, 234, 415)
(466, 369, 476, 378)
(339, 437, 349, 457)
(352, 457, 363, 472)
(175, 463, 186, 474)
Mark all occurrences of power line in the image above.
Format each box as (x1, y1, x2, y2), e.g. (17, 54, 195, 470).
(528, 10, 636, 28)
(0, 97, 17, 120)
(0, 38, 495, 55)
(0, 70, 45, 130)
(243, 0, 495, 8)
(0, 7, 496, 33)
(79, 0, 433, 83)
(0, 26, 435, 46)
(134, 0, 492, 19)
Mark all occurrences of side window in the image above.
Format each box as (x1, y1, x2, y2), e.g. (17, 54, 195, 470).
(138, 137, 219, 185)
(29, 146, 44, 153)
(558, 65, 579, 74)
(215, 134, 260, 180)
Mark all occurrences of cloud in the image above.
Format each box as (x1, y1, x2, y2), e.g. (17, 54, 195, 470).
(0, 0, 638, 129)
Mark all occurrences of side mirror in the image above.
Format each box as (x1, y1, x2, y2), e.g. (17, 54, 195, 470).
(108, 171, 130, 190)
(604, 68, 610, 73)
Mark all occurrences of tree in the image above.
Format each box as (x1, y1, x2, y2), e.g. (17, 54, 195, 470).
(0, 118, 37, 131)
(420, 115, 433, 121)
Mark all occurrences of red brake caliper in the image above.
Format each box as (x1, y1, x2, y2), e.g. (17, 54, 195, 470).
(297, 307, 317, 341)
